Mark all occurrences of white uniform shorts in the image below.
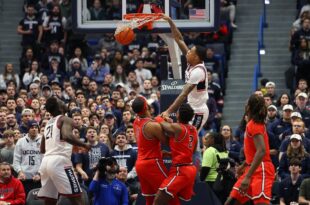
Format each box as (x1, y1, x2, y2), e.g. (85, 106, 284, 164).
(37, 155, 82, 199)
(191, 105, 209, 132)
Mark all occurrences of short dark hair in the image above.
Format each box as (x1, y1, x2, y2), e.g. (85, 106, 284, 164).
(132, 97, 147, 114)
(86, 126, 97, 134)
(178, 103, 194, 123)
(195, 45, 206, 62)
(45, 97, 62, 117)
(289, 158, 302, 166)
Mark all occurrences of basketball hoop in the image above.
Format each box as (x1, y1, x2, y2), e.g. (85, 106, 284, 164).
(115, 13, 162, 35)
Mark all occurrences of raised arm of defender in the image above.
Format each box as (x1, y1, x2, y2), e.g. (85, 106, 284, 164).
(162, 14, 189, 55)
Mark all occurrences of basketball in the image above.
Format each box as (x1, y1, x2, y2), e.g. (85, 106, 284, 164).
(114, 27, 135, 45)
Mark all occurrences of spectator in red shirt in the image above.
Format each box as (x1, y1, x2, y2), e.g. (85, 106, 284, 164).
(0, 162, 26, 205)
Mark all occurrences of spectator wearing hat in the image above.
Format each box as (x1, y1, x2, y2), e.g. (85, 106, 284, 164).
(266, 105, 279, 127)
(41, 40, 66, 74)
(0, 130, 16, 164)
(265, 81, 278, 104)
(278, 134, 310, 180)
(279, 119, 310, 161)
(96, 105, 106, 122)
(268, 104, 294, 143)
(281, 112, 310, 140)
(13, 120, 42, 194)
(19, 109, 34, 134)
(69, 58, 85, 88)
(22, 60, 43, 88)
(28, 82, 41, 101)
(295, 92, 310, 128)
(279, 158, 304, 205)
(104, 111, 118, 138)
(68, 47, 88, 72)
(41, 85, 52, 99)
(86, 54, 110, 85)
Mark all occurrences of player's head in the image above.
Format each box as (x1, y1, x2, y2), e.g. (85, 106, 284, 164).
(177, 103, 194, 124)
(131, 96, 150, 116)
(246, 94, 267, 123)
(45, 97, 66, 117)
(187, 45, 206, 65)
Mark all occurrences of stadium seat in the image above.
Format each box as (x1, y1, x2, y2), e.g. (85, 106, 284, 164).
(26, 188, 44, 205)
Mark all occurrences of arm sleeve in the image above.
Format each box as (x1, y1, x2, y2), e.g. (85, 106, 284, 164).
(121, 183, 129, 205)
(13, 141, 22, 173)
(200, 167, 210, 181)
(187, 68, 205, 85)
(88, 180, 100, 193)
(7, 180, 26, 205)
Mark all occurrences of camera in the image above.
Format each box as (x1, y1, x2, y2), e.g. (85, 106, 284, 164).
(95, 157, 120, 178)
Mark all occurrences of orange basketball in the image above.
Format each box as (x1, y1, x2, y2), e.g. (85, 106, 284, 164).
(115, 27, 135, 45)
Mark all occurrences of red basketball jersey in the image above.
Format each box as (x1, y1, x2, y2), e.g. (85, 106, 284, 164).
(133, 117, 162, 160)
(244, 120, 272, 165)
(170, 124, 198, 165)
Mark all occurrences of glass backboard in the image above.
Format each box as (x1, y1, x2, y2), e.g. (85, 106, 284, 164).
(72, 0, 220, 33)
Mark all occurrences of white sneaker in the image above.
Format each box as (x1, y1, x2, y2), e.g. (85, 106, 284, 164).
(231, 23, 238, 28)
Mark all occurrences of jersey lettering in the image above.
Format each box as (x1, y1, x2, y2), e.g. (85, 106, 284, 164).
(45, 125, 53, 140)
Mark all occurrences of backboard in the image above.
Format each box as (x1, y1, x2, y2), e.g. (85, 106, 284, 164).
(72, 0, 220, 33)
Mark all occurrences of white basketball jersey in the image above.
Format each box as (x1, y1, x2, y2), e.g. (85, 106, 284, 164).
(185, 63, 209, 108)
(44, 115, 72, 158)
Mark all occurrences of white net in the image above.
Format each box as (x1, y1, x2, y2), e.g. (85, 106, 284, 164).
(115, 14, 161, 35)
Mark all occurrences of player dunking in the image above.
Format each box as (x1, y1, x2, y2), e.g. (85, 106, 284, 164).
(225, 94, 275, 205)
(154, 103, 198, 205)
(38, 97, 91, 205)
(161, 15, 209, 132)
(132, 96, 179, 205)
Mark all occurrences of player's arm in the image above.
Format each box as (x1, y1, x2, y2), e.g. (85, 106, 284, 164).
(162, 15, 189, 55)
(61, 116, 91, 149)
(40, 136, 45, 154)
(144, 122, 167, 144)
(165, 83, 196, 115)
(244, 134, 266, 178)
(159, 121, 182, 136)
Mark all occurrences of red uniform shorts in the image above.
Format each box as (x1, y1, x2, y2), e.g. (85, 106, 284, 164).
(159, 165, 197, 201)
(230, 161, 275, 204)
(135, 158, 168, 197)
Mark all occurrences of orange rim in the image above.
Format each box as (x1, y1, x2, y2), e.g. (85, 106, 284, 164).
(123, 13, 163, 21)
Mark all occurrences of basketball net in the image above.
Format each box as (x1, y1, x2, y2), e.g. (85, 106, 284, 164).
(115, 4, 183, 79)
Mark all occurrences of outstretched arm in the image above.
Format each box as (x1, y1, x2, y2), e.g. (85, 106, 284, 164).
(159, 121, 182, 136)
(162, 15, 189, 55)
(163, 83, 196, 116)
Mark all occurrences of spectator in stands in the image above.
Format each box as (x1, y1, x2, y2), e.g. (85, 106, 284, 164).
(263, 93, 273, 107)
(279, 119, 310, 160)
(19, 108, 33, 134)
(60, 0, 71, 19)
(13, 120, 42, 194)
(42, 4, 67, 44)
(87, 54, 110, 85)
(47, 58, 66, 85)
(41, 40, 66, 74)
(266, 105, 279, 127)
(269, 104, 293, 143)
(118, 110, 132, 132)
(17, 4, 43, 49)
(68, 58, 85, 88)
(297, 78, 309, 94)
(0, 162, 26, 205)
(104, 111, 118, 138)
(279, 158, 303, 205)
(295, 92, 310, 128)
(6, 114, 19, 131)
(134, 58, 152, 86)
(88, 0, 106, 20)
(276, 93, 291, 118)
(0, 130, 15, 164)
(293, 38, 310, 85)
(278, 134, 310, 180)
(75, 126, 110, 186)
(68, 47, 88, 72)
(112, 64, 128, 86)
(0, 63, 20, 91)
(291, 17, 310, 51)
(0, 111, 7, 139)
(220, 125, 241, 163)
(220, 0, 237, 28)
(22, 60, 42, 88)
(89, 157, 128, 205)
(265, 81, 278, 104)
(19, 47, 35, 77)
(110, 50, 131, 74)
(292, 10, 310, 34)
(299, 177, 310, 204)
(125, 125, 137, 152)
